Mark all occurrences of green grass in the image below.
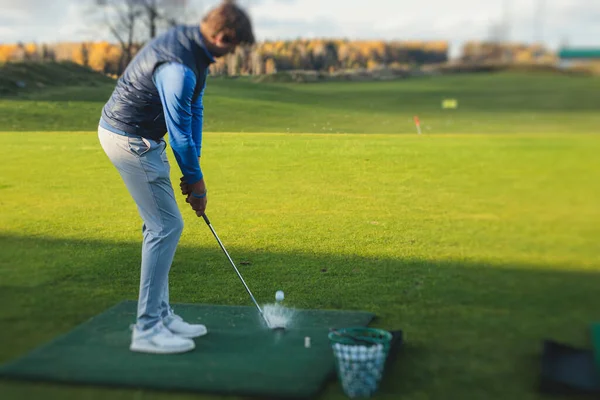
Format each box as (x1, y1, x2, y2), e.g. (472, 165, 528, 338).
(1, 70, 600, 399)
(1, 71, 600, 134)
(1, 131, 599, 399)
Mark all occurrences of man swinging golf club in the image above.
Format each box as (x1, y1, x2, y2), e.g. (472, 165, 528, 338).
(98, 1, 255, 354)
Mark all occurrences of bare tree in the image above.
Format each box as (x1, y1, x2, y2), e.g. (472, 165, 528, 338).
(81, 43, 90, 67)
(92, 0, 198, 73)
(140, 0, 197, 40)
(487, 22, 506, 44)
(143, 0, 161, 39)
(96, 0, 144, 72)
(251, 48, 264, 75)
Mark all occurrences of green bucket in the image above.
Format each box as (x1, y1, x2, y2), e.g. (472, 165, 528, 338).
(328, 327, 392, 398)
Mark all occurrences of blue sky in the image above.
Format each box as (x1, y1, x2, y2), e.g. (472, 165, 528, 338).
(1, 0, 598, 58)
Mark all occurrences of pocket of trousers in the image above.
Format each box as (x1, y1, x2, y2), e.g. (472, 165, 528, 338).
(128, 137, 153, 157)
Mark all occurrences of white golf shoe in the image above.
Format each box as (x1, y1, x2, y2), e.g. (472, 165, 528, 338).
(130, 321, 195, 354)
(163, 314, 208, 339)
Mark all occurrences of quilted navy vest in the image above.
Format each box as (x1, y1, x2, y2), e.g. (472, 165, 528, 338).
(101, 25, 214, 141)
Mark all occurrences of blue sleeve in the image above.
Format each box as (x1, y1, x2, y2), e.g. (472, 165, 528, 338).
(191, 72, 207, 157)
(153, 62, 203, 185)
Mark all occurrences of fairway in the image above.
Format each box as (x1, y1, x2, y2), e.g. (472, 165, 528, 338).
(2, 72, 600, 134)
(1, 73, 600, 399)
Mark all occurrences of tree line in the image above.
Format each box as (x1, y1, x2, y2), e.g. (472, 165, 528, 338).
(0, 39, 449, 77)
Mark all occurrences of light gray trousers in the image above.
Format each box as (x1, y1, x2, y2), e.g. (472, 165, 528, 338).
(98, 125, 183, 330)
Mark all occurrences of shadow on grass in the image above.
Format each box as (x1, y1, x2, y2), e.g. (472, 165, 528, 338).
(1, 233, 598, 400)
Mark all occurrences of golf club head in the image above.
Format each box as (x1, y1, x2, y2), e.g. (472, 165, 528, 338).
(271, 324, 286, 331)
(263, 314, 287, 331)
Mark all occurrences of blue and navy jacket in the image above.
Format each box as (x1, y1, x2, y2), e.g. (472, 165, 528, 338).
(102, 25, 215, 141)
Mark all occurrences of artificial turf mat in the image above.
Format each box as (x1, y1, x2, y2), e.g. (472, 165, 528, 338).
(539, 323, 600, 396)
(0, 301, 376, 398)
(539, 341, 600, 395)
(593, 323, 600, 376)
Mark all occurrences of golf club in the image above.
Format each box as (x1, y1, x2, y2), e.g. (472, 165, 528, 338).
(201, 214, 285, 330)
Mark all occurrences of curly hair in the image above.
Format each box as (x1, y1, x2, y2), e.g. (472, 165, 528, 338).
(201, 0, 255, 46)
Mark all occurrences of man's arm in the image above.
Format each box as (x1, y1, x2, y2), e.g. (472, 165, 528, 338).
(191, 72, 207, 159)
(178, 72, 207, 199)
(154, 62, 207, 215)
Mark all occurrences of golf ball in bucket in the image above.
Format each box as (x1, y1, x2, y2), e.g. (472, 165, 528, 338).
(275, 290, 284, 302)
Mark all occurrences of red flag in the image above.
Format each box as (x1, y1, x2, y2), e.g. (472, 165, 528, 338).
(414, 116, 422, 134)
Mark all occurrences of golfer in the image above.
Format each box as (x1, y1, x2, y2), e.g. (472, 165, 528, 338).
(98, 1, 255, 354)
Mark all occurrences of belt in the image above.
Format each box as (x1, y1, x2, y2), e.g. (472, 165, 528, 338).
(99, 118, 161, 143)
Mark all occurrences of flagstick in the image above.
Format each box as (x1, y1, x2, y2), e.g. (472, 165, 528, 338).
(414, 116, 422, 135)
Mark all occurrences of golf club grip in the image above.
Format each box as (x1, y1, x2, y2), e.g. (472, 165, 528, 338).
(202, 214, 211, 225)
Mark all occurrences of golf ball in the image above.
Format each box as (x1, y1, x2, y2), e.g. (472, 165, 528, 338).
(275, 290, 284, 302)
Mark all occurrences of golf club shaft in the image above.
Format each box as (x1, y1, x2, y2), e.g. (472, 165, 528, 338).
(202, 214, 264, 316)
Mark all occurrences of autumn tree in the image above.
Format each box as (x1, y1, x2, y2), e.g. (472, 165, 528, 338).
(265, 58, 277, 74)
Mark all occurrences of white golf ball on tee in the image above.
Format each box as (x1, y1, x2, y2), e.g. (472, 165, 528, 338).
(275, 290, 284, 302)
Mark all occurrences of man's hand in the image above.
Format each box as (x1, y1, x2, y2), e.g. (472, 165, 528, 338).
(180, 177, 192, 196)
(184, 178, 207, 217)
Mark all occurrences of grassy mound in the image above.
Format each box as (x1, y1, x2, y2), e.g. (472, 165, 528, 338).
(0, 61, 114, 96)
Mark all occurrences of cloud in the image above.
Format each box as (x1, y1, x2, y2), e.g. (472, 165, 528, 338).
(1, 0, 599, 52)
(0, 26, 16, 39)
(256, 16, 345, 40)
(0, 15, 18, 27)
(0, 0, 94, 43)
